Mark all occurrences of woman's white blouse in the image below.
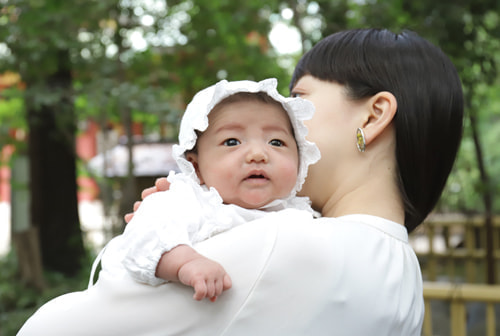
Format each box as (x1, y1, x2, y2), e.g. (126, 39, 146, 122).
(18, 212, 424, 336)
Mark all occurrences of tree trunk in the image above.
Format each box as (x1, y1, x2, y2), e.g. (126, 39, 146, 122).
(11, 154, 45, 290)
(469, 110, 495, 284)
(117, 105, 137, 235)
(27, 49, 85, 276)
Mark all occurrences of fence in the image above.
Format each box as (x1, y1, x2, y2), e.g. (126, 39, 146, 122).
(412, 215, 500, 335)
(422, 282, 500, 336)
(411, 215, 500, 283)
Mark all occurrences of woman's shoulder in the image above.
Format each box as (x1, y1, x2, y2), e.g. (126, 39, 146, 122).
(316, 214, 407, 236)
(207, 212, 422, 335)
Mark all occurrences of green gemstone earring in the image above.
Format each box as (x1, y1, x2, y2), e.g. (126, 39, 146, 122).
(356, 128, 366, 152)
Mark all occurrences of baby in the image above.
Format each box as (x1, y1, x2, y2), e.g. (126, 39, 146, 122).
(90, 78, 320, 302)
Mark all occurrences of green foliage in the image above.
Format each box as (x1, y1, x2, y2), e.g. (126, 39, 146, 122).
(157, 0, 290, 99)
(0, 0, 294, 142)
(0, 0, 292, 140)
(0, 0, 113, 80)
(0, 250, 93, 336)
(0, 88, 25, 149)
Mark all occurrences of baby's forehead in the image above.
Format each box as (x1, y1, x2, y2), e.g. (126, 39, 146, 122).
(207, 97, 294, 132)
(211, 91, 286, 113)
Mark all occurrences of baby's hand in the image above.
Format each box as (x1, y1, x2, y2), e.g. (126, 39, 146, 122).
(177, 257, 232, 302)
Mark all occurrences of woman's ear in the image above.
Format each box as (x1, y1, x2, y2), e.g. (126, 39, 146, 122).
(361, 91, 397, 146)
(185, 152, 204, 184)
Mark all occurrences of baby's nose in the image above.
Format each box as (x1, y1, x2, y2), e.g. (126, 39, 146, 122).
(246, 143, 268, 163)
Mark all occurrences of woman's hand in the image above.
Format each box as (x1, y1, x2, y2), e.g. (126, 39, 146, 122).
(124, 177, 171, 223)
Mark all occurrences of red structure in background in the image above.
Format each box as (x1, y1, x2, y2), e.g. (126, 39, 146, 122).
(0, 124, 101, 203)
(0, 145, 14, 202)
(76, 121, 100, 202)
(0, 71, 24, 204)
(1, 120, 146, 203)
(76, 120, 146, 201)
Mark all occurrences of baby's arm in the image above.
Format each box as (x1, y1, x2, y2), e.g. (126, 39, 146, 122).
(156, 245, 232, 302)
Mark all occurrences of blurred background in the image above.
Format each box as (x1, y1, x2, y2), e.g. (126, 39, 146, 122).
(0, 0, 499, 335)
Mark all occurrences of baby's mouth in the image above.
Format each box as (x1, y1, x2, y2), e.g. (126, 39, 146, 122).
(245, 171, 269, 181)
(247, 174, 266, 179)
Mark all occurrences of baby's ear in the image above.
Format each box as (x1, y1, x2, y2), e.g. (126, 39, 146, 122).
(185, 152, 204, 184)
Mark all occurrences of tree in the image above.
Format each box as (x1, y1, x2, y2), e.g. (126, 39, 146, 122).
(0, 1, 95, 275)
(0, 0, 292, 278)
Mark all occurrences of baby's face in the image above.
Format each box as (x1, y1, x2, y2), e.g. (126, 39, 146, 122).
(187, 100, 299, 209)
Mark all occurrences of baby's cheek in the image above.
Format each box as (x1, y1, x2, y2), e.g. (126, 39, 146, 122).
(280, 165, 300, 194)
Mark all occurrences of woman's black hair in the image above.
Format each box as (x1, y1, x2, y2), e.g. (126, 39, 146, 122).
(290, 28, 464, 232)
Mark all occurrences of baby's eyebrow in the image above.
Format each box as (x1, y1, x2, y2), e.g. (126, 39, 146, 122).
(263, 125, 292, 133)
(214, 123, 244, 133)
(213, 122, 293, 135)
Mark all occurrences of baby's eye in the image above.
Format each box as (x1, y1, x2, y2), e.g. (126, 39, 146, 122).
(223, 138, 240, 146)
(269, 139, 284, 147)
(290, 92, 302, 98)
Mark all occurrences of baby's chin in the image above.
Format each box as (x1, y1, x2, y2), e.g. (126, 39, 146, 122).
(224, 196, 278, 210)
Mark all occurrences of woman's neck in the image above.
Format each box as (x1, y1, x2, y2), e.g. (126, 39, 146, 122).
(320, 162, 405, 225)
(322, 186, 404, 224)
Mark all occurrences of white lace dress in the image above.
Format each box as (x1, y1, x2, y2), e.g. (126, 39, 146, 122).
(98, 171, 316, 286)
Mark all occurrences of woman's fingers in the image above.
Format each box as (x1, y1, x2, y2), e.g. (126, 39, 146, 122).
(124, 201, 142, 223)
(141, 186, 158, 200)
(124, 212, 133, 223)
(155, 177, 170, 192)
(127, 178, 170, 223)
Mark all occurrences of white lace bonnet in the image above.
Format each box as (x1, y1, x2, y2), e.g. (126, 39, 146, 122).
(172, 78, 321, 196)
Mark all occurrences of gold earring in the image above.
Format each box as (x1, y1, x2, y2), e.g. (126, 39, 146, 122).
(356, 128, 366, 152)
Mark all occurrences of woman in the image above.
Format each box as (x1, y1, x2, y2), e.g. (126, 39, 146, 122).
(18, 28, 463, 336)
